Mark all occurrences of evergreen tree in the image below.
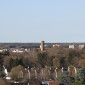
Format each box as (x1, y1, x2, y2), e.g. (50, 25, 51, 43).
(37, 52, 48, 67)
(0, 65, 5, 78)
(0, 55, 5, 78)
(8, 58, 23, 71)
(75, 68, 85, 81)
(57, 71, 74, 85)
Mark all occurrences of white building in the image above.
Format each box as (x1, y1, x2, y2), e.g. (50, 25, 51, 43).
(0, 49, 8, 52)
(69, 45, 74, 49)
(53, 44, 60, 47)
(12, 49, 23, 53)
(0, 50, 3, 52)
(79, 45, 84, 49)
(25, 48, 30, 52)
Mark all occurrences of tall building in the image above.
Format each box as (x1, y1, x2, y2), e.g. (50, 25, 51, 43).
(40, 41, 44, 51)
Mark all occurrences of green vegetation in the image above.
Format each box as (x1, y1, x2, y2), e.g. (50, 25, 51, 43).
(57, 71, 74, 85)
(3, 47, 85, 69)
(0, 65, 5, 78)
(75, 68, 85, 81)
(8, 58, 23, 71)
(9, 65, 24, 81)
(73, 81, 85, 85)
(0, 52, 7, 78)
(37, 52, 48, 67)
(1, 46, 85, 84)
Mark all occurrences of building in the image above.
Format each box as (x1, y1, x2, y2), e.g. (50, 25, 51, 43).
(69, 45, 74, 49)
(53, 44, 60, 47)
(79, 45, 84, 49)
(48, 81, 59, 85)
(40, 41, 45, 51)
(0, 49, 8, 52)
(28, 82, 40, 85)
(12, 49, 24, 53)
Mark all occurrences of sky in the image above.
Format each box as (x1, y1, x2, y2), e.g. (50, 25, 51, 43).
(0, 0, 85, 43)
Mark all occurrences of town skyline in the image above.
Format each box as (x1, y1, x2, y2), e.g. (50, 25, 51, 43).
(0, 0, 85, 85)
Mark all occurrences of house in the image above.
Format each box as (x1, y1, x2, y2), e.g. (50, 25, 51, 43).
(28, 81, 40, 85)
(79, 45, 84, 49)
(48, 81, 59, 85)
(53, 44, 60, 47)
(0, 49, 8, 52)
(11, 49, 24, 53)
(69, 45, 74, 49)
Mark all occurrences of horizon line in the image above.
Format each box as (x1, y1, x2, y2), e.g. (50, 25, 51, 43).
(0, 41, 85, 43)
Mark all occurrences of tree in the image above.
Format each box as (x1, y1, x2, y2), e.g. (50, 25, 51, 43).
(48, 46, 64, 57)
(73, 81, 85, 85)
(71, 57, 79, 67)
(57, 71, 74, 85)
(0, 55, 3, 66)
(0, 65, 5, 78)
(0, 55, 5, 78)
(66, 49, 81, 66)
(75, 68, 85, 81)
(23, 56, 29, 67)
(3, 51, 10, 56)
(3, 56, 11, 68)
(8, 58, 23, 71)
(79, 59, 85, 68)
(60, 57, 66, 67)
(66, 55, 73, 66)
(9, 65, 24, 81)
(8, 58, 14, 70)
(53, 57, 60, 68)
(37, 52, 48, 67)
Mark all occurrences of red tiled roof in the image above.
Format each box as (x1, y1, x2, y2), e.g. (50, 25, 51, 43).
(49, 81, 59, 85)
